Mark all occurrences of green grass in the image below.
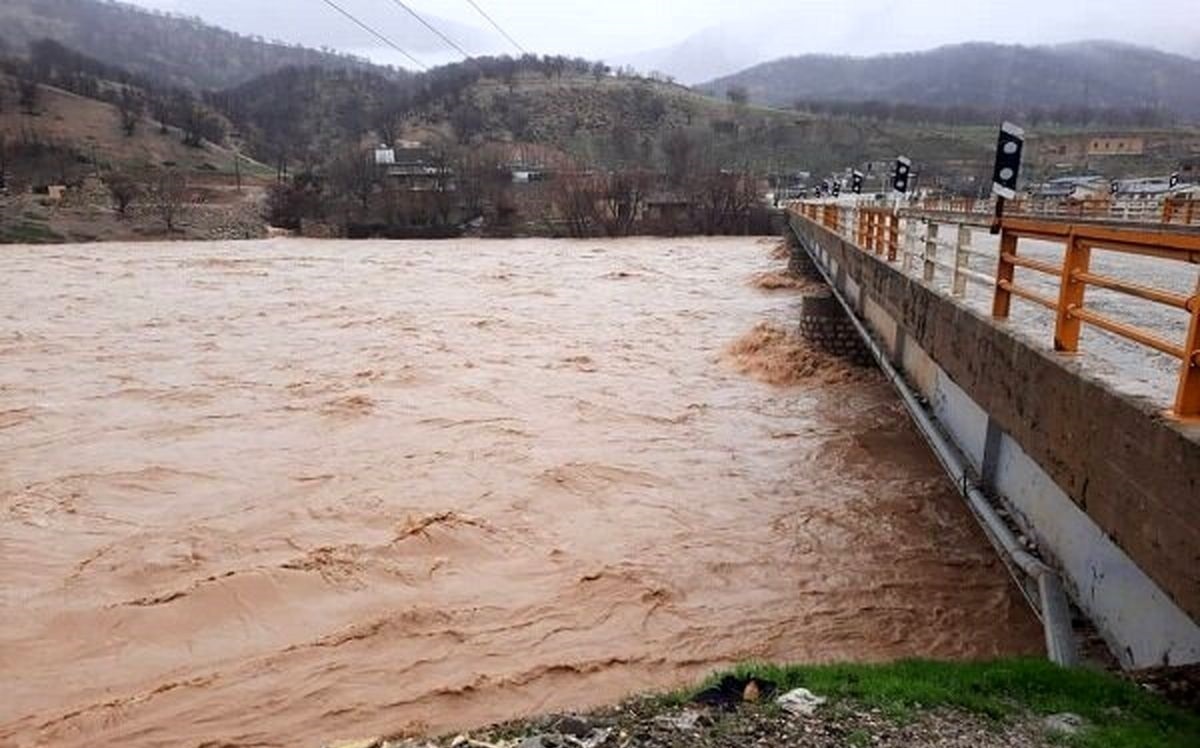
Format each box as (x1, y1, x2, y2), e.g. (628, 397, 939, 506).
(691, 659, 1199, 748)
(0, 220, 65, 244)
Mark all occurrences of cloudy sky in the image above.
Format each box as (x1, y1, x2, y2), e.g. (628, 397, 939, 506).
(127, 0, 1199, 79)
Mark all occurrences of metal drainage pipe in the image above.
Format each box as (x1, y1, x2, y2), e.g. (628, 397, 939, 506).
(793, 229, 1077, 667)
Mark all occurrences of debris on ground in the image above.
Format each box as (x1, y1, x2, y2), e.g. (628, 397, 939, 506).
(1042, 712, 1086, 736)
(1130, 663, 1200, 712)
(385, 698, 1065, 748)
(692, 674, 777, 708)
(776, 686, 828, 716)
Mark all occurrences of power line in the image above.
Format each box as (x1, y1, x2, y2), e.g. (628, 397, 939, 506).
(462, 0, 527, 56)
(385, 0, 472, 60)
(316, 0, 427, 70)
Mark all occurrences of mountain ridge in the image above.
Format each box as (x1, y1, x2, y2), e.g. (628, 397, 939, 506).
(697, 41, 1200, 120)
(0, 0, 398, 90)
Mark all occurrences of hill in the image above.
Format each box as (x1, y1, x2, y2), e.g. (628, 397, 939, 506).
(210, 59, 998, 180)
(140, 0, 498, 63)
(0, 0, 392, 91)
(0, 74, 261, 176)
(699, 42, 1200, 122)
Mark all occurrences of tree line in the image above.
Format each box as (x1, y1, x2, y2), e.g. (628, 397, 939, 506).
(3, 39, 227, 144)
(261, 125, 772, 239)
(791, 98, 1177, 128)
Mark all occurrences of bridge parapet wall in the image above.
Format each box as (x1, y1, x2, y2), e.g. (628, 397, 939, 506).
(789, 212, 1200, 668)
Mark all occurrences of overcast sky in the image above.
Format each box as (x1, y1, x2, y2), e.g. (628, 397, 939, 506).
(128, 0, 1200, 76)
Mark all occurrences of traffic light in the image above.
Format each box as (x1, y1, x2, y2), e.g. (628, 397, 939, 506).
(991, 121, 1025, 200)
(1110, 180, 1120, 196)
(851, 170, 864, 194)
(1170, 172, 1180, 189)
(893, 157, 912, 194)
(832, 180, 841, 197)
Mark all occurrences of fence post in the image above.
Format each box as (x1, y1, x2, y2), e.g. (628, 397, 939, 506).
(952, 224, 971, 297)
(1054, 232, 1091, 352)
(923, 221, 939, 282)
(993, 229, 1017, 318)
(1176, 277, 1200, 418)
(887, 212, 899, 261)
(901, 217, 918, 273)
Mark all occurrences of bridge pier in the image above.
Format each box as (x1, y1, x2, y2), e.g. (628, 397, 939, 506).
(798, 292, 873, 366)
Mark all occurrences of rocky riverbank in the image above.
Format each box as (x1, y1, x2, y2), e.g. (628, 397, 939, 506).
(324, 660, 1200, 748)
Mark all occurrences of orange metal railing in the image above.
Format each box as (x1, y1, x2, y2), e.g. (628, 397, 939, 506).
(791, 201, 1200, 418)
(1164, 198, 1199, 226)
(907, 195, 1200, 227)
(856, 206, 900, 260)
(992, 219, 1200, 418)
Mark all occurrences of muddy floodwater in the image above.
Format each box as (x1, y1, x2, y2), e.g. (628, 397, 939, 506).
(0, 238, 1040, 747)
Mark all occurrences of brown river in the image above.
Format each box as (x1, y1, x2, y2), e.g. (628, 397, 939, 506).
(0, 237, 1040, 747)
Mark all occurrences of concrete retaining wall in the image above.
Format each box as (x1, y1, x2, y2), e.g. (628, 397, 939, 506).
(789, 214, 1200, 668)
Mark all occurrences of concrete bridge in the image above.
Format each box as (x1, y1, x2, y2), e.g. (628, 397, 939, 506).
(786, 198, 1200, 669)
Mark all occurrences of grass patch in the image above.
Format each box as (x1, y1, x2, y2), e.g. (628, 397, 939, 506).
(692, 659, 1199, 748)
(0, 220, 65, 244)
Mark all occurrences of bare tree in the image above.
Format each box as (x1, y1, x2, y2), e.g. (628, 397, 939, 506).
(117, 90, 143, 136)
(327, 145, 376, 213)
(456, 149, 505, 222)
(179, 102, 224, 147)
(149, 170, 188, 231)
(661, 129, 698, 187)
(726, 85, 749, 106)
(103, 171, 141, 216)
(600, 170, 652, 237)
(0, 135, 8, 193)
(426, 145, 457, 227)
(553, 172, 603, 238)
(18, 77, 40, 115)
(152, 97, 171, 134)
(689, 171, 759, 235)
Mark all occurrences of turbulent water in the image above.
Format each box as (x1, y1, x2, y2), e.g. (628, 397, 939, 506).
(0, 238, 1040, 747)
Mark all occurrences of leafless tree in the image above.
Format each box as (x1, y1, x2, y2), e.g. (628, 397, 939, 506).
(553, 173, 603, 238)
(689, 171, 759, 235)
(103, 170, 141, 216)
(426, 146, 457, 227)
(456, 149, 505, 221)
(661, 129, 698, 187)
(600, 171, 652, 237)
(18, 77, 40, 115)
(0, 135, 8, 193)
(149, 170, 188, 231)
(328, 145, 376, 213)
(117, 90, 143, 136)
